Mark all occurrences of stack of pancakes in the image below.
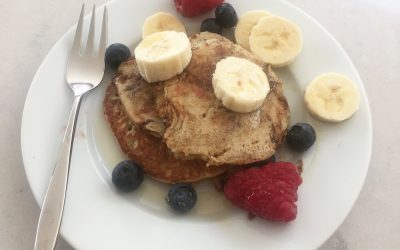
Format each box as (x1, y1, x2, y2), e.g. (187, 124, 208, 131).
(103, 32, 289, 184)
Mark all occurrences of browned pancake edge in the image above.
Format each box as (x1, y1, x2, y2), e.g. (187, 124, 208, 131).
(103, 82, 231, 184)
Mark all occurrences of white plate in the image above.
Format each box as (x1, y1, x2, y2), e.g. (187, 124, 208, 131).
(21, 0, 372, 249)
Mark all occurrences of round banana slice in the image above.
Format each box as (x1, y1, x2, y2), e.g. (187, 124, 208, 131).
(234, 10, 271, 50)
(249, 16, 302, 67)
(134, 31, 192, 83)
(212, 57, 270, 113)
(304, 73, 360, 122)
(142, 12, 186, 38)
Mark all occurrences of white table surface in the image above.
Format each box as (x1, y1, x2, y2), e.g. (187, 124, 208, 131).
(1, 0, 399, 249)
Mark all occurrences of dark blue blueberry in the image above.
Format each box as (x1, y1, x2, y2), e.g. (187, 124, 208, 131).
(105, 43, 131, 70)
(215, 3, 238, 28)
(112, 160, 144, 192)
(286, 123, 316, 152)
(200, 18, 223, 34)
(165, 184, 197, 213)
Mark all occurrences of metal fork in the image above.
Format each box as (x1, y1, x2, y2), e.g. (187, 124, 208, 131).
(34, 4, 108, 250)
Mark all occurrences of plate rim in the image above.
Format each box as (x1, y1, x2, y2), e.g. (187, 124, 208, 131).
(21, 0, 373, 249)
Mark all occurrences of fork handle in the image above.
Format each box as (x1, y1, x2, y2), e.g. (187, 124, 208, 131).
(35, 94, 83, 250)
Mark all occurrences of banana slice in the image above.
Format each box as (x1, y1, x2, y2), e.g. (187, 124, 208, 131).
(134, 31, 192, 83)
(212, 57, 270, 113)
(234, 10, 271, 50)
(304, 73, 360, 122)
(249, 16, 302, 67)
(142, 12, 186, 38)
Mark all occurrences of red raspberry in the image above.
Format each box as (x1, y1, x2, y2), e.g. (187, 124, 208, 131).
(173, 0, 224, 17)
(224, 162, 302, 222)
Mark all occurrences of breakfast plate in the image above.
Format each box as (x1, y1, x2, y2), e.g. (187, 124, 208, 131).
(21, 0, 372, 249)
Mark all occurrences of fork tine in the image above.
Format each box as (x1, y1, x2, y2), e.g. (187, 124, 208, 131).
(86, 5, 96, 56)
(71, 3, 85, 56)
(99, 6, 108, 58)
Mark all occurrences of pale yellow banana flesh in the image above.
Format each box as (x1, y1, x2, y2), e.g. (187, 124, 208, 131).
(134, 31, 192, 83)
(142, 12, 186, 38)
(212, 57, 270, 113)
(234, 10, 271, 50)
(304, 73, 360, 122)
(249, 16, 303, 67)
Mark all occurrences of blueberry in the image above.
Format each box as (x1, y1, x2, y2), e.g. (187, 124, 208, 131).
(200, 18, 223, 34)
(112, 160, 144, 192)
(165, 184, 197, 213)
(286, 123, 316, 152)
(215, 3, 238, 28)
(105, 43, 131, 70)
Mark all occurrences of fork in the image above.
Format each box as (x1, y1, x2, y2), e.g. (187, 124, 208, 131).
(34, 4, 108, 250)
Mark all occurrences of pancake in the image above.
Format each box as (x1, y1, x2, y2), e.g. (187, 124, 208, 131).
(115, 32, 289, 166)
(113, 57, 166, 138)
(103, 82, 230, 183)
(159, 33, 289, 166)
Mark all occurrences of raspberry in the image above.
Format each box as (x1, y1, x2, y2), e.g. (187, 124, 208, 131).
(224, 162, 302, 222)
(173, 0, 224, 17)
